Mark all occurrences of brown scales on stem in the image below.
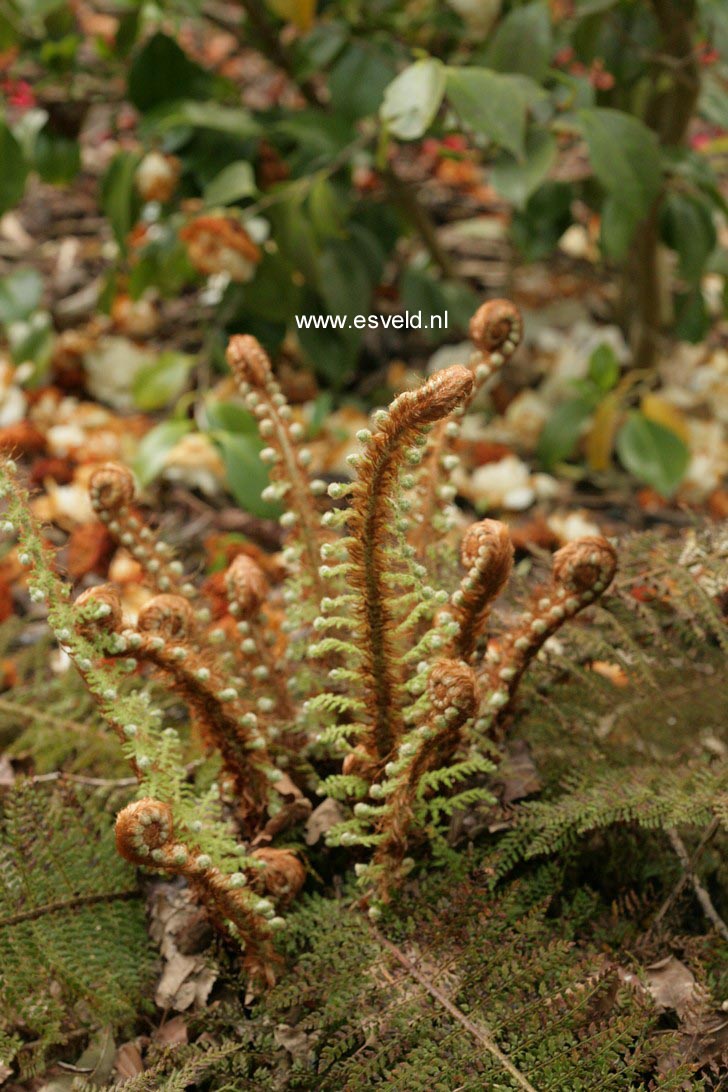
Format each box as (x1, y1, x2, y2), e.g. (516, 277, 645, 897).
(226, 334, 332, 607)
(73, 584, 274, 829)
(411, 299, 523, 552)
(345, 365, 474, 768)
(482, 536, 618, 733)
(372, 659, 478, 880)
(115, 797, 303, 985)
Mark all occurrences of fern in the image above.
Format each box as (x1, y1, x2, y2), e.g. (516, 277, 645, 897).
(0, 620, 126, 776)
(0, 301, 725, 1000)
(0, 782, 155, 1078)
(152, 863, 702, 1090)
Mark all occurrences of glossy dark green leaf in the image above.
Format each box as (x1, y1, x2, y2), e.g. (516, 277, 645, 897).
(33, 129, 81, 184)
(204, 400, 258, 434)
(579, 108, 661, 234)
(485, 1, 552, 80)
(128, 33, 212, 111)
(329, 41, 398, 120)
(142, 100, 259, 139)
(446, 68, 543, 158)
(216, 432, 281, 518)
(661, 191, 716, 284)
(101, 151, 142, 251)
(588, 343, 620, 392)
(491, 129, 556, 208)
(204, 161, 256, 206)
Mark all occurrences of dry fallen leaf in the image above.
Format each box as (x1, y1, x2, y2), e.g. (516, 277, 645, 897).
(590, 660, 629, 687)
(305, 797, 347, 846)
(114, 1041, 144, 1081)
(273, 1023, 315, 1064)
(153, 1015, 189, 1048)
(67, 521, 115, 579)
(645, 955, 701, 1017)
(498, 739, 542, 806)
(149, 884, 218, 1012)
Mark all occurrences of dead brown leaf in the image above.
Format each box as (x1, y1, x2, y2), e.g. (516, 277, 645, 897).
(645, 955, 700, 1017)
(153, 1015, 189, 1048)
(149, 884, 218, 1011)
(114, 1041, 144, 1081)
(305, 797, 347, 846)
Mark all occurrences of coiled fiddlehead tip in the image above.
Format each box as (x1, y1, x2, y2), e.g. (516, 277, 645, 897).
(225, 554, 268, 615)
(74, 584, 124, 635)
(89, 463, 136, 514)
(226, 334, 272, 388)
(250, 847, 306, 905)
(428, 659, 478, 718)
(137, 593, 196, 640)
(551, 536, 617, 596)
(417, 365, 475, 425)
(460, 518, 513, 572)
(469, 299, 523, 355)
(115, 798, 174, 863)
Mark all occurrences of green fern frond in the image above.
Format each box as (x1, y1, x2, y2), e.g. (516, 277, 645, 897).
(0, 782, 155, 1078)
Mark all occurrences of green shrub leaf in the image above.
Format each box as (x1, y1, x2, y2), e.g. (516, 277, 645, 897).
(537, 396, 594, 469)
(616, 412, 690, 497)
(204, 162, 257, 207)
(133, 419, 193, 486)
(579, 108, 661, 252)
(132, 351, 195, 411)
(0, 267, 43, 324)
(446, 68, 543, 158)
(215, 432, 281, 518)
(380, 58, 446, 140)
(0, 121, 28, 216)
(491, 129, 556, 208)
(128, 32, 212, 111)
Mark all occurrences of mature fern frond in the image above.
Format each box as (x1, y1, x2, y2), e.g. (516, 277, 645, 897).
(246, 865, 699, 1090)
(0, 782, 155, 1078)
(0, 621, 125, 776)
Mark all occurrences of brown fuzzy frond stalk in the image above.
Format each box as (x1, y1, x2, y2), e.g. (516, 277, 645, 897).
(449, 519, 514, 661)
(372, 659, 478, 880)
(482, 536, 617, 732)
(226, 335, 329, 602)
(411, 300, 522, 549)
(73, 588, 274, 827)
(115, 797, 281, 984)
(89, 464, 191, 598)
(226, 555, 295, 720)
(347, 366, 475, 768)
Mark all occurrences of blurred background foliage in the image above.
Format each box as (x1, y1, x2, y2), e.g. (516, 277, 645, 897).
(1, 0, 727, 503)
